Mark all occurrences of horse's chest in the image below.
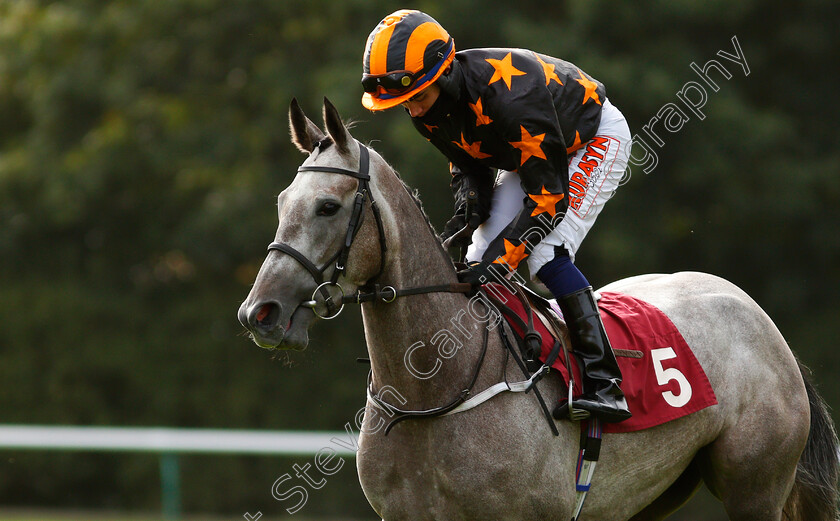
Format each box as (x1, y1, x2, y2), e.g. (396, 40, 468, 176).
(357, 428, 553, 520)
(358, 436, 475, 514)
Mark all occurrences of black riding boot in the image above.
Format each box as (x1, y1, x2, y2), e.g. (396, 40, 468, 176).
(557, 287, 632, 423)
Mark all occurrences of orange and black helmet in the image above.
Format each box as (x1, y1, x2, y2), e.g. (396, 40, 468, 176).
(361, 10, 455, 111)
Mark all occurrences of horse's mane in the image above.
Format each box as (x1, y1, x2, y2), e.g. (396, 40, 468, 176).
(379, 153, 457, 271)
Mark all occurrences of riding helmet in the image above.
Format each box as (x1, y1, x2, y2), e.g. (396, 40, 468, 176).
(361, 10, 456, 111)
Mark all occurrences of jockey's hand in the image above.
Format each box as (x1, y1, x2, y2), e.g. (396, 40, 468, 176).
(440, 212, 480, 250)
(456, 260, 510, 286)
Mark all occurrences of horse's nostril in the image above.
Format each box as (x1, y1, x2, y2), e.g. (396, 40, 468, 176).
(253, 302, 280, 329)
(256, 305, 271, 322)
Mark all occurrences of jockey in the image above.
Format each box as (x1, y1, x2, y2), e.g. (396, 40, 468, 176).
(361, 10, 632, 423)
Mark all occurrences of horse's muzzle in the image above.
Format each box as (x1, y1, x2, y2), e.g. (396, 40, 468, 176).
(238, 300, 285, 347)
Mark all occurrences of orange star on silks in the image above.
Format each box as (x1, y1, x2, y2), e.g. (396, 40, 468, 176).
(575, 69, 602, 105)
(509, 125, 546, 165)
(492, 239, 528, 270)
(424, 123, 438, 133)
(566, 130, 583, 154)
(452, 133, 492, 159)
(469, 98, 493, 126)
(535, 54, 562, 86)
(486, 52, 526, 90)
(529, 186, 566, 217)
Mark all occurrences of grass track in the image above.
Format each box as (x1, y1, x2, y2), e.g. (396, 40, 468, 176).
(0, 511, 359, 521)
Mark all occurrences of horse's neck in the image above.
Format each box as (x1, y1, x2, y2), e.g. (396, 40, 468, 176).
(361, 173, 493, 406)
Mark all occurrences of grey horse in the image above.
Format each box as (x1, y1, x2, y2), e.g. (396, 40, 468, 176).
(238, 98, 839, 520)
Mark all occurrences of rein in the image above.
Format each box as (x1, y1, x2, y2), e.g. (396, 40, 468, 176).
(366, 287, 560, 437)
(267, 139, 472, 318)
(272, 140, 557, 437)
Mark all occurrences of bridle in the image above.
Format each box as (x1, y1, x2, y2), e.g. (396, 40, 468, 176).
(268, 138, 557, 437)
(268, 139, 386, 318)
(267, 139, 471, 319)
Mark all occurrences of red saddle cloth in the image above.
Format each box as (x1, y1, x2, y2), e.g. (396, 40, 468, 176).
(488, 285, 717, 433)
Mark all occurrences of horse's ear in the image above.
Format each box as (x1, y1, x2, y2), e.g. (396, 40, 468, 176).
(289, 98, 325, 153)
(323, 97, 352, 153)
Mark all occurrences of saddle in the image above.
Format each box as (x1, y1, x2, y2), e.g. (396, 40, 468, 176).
(484, 282, 719, 435)
(483, 281, 571, 369)
(517, 286, 572, 353)
(484, 282, 646, 372)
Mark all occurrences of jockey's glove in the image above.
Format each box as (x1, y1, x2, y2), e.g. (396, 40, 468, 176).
(439, 212, 481, 250)
(456, 260, 511, 286)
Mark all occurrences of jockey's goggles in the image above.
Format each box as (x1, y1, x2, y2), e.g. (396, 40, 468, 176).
(361, 39, 454, 101)
(362, 70, 424, 97)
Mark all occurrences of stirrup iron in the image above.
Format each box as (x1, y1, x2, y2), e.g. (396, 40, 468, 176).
(567, 378, 590, 422)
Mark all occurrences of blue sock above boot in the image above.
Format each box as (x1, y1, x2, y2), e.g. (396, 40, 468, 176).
(536, 253, 590, 298)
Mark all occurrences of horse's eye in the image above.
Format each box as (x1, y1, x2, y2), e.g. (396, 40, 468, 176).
(316, 201, 340, 216)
